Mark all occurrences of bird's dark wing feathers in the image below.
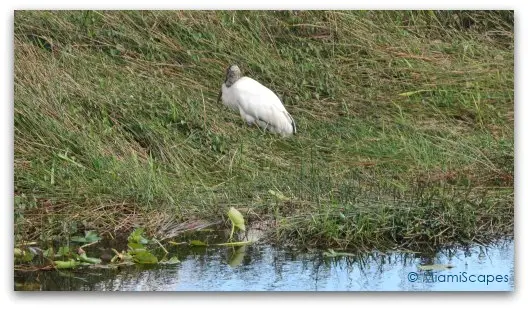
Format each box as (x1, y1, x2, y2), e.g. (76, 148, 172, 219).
(284, 111, 296, 134)
(255, 112, 296, 134)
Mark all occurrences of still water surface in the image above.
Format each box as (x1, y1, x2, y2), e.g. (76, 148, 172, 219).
(15, 238, 513, 291)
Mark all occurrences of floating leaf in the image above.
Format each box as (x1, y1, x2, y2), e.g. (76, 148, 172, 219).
(54, 260, 79, 269)
(79, 253, 102, 264)
(131, 251, 158, 264)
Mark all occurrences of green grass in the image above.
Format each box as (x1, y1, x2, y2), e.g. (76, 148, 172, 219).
(14, 10, 513, 250)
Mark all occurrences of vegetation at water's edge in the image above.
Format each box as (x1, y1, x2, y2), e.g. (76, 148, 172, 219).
(15, 213, 252, 272)
(14, 11, 513, 251)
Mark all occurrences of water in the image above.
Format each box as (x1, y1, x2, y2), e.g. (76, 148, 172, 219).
(15, 238, 514, 291)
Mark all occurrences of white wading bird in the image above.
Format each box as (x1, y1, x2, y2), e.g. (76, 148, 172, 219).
(217, 65, 296, 137)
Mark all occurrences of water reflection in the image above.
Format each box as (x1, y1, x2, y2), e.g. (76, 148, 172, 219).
(15, 239, 513, 291)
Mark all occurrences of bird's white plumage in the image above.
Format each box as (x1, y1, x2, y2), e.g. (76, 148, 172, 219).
(219, 66, 296, 137)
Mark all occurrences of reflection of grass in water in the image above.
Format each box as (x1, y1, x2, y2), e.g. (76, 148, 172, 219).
(14, 238, 513, 291)
(316, 238, 513, 284)
(14, 11, 513, 250)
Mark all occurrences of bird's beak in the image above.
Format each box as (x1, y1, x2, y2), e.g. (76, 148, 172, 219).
(216, 91, 222, 104)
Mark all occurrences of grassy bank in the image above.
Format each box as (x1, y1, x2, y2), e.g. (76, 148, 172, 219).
(14, 10, 513, 250)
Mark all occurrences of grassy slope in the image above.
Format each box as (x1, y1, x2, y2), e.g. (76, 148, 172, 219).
(14, 11, 513, 249)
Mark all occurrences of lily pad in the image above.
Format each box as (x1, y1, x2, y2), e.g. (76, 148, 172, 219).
(79, 253, 102, 264)
(54, 260, 79, 269)
(131, 251, 158, 264)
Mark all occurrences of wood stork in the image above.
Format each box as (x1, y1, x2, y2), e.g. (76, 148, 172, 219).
(217, 65, 296, 137)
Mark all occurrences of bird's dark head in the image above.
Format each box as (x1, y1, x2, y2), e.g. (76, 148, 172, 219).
(218, 64, 242, 104)
(224, 64, 242, 87)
